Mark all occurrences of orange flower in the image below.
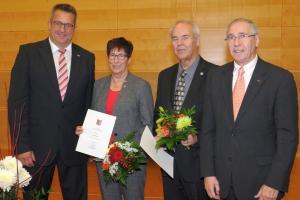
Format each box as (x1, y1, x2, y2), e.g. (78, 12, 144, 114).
(178, 113, 185, 118)
(102, 162, 110, 170)
(161, 126, 171, 137)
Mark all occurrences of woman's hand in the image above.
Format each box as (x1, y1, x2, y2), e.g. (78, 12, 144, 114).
(75, 126, 83, 136)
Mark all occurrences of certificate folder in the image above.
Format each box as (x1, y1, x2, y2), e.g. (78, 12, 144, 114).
(76, 109, 116, 159)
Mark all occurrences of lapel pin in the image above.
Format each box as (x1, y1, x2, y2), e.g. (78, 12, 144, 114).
(200, 72, 204, 75)
(77, 54, 80, 57)
(257, 79, 260, 83)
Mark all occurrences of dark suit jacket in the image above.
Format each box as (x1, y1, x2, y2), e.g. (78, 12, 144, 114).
(154, 55, 217, 182)
(8, 38, 95, 166)
(200, 57, 299, 199)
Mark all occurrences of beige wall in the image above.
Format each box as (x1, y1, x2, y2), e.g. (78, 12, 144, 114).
(0, 0, 299, 156)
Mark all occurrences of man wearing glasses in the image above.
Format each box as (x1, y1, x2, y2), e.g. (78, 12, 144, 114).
(8, 4, 95, 200)
(200, 18, 298, 200)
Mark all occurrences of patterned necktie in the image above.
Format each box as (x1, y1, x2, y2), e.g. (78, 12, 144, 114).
(232, 66, 245, 121)
(58, 49, 68, 100)
(174, 70, 187, 113)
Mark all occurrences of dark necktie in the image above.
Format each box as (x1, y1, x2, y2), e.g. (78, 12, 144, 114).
(174, 70, 187, 113)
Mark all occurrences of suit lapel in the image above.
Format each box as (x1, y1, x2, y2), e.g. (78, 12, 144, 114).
(182, 57, 206, 107)
(235, 58, 266, 122)
(39, 39, 62, 101)
(168, 65, 179, 110)
(64, 44, 81, 101)
(182, 58, 206, 108)
(221, 63, 235, 122)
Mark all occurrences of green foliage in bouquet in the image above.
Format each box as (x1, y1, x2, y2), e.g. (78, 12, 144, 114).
(0, 187, 18, 200)
(30, 187, 54, 200)
(102, 131, 147, 187)
(155, 106, 198, 151)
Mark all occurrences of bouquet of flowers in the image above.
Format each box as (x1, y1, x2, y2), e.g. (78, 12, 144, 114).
(155, 106, 197, 151)
(102, 131, 147, 187)
(1, 85, 52, 200)
(0, 156, 31, 200)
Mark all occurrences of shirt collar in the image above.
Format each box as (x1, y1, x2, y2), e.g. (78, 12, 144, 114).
(178, 55, 200, 78)
(48, 37, 72, 54)
(233, 55, 258, 75)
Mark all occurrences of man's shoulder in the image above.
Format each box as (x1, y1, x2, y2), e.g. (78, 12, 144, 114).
(72, 43, 94, 56)
(159, 63, 178, 75)
(200, 57, 219, 69)
(19, 39, 47, 48)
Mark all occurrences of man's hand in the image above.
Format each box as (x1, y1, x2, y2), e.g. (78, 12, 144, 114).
(204, 176, 221, 199)
(75, 126, 83, 136)
(18, 151, 35, 167)
(254, 184, 279, 200)
(180, 134, 197, 146)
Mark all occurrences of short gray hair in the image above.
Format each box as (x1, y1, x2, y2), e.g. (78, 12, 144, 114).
(169, 19, 200, 41)
(226, 18, 259, 36)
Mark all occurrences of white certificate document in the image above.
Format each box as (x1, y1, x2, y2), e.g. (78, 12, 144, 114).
(140, 126, 174, 178)
(76, 109, 116, 159)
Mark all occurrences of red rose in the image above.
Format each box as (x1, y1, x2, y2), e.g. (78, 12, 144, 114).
(113, 150, 124, 161)
(108, 143, 117, 154)
(109, 149, 124, 163)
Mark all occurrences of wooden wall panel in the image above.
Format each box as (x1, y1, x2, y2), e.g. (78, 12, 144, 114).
(0, 0, 118, 31)
(0, 72, 10, 108)
(0, 108, 9, 153)
(281, 27, 300, 70)
(196, 0, 282, 27)
(282, 0, 300, 26)
(256, 27, 282, 67)
(0, 31, 49, 70)
(0, 0, 299, 156)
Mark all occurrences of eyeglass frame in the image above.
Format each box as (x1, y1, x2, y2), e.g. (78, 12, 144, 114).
(108, 53, 128, 60)
(51, 21, 75, 31)
(224, 34, 256, 42)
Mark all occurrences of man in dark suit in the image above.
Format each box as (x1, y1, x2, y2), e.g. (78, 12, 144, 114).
(154, 19, 217, 200)
(8, 4, 95, 200)
(200, 18, 298, 200)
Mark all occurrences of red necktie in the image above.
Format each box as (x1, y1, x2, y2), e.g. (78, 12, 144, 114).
(58, 49, 68, 100)
(233, 66, 245, 121)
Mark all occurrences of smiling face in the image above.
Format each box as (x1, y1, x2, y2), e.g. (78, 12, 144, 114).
(227, 21, 260, 66)
(108, 48, 131, 76)
(48, 10, 77, 49)
(171, 22, 200, 68)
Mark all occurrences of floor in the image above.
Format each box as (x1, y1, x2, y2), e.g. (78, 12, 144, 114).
(18, 158, 299, 200)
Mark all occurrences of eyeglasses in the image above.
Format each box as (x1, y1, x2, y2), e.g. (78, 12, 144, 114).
(225, 34, 256, 42)
(108, 54, 128, 60)
(52, 21, 74, 31)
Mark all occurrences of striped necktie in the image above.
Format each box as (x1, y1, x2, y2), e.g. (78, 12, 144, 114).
(58, 49, 68, 100)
